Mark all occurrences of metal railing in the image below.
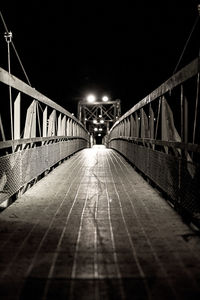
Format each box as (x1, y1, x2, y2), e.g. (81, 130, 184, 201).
(0, 67, 89, 205)
(108, 57, 200, 226)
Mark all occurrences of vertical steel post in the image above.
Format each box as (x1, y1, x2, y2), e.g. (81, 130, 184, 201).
(4, 31, 14, 142)
(61, 116, 66, 136)
(36, 101, 41, 137)
(135, 112, 139, 138)
(43, 107, 47, 137)
(180, 85, 184, 142)
(184, 96, 188, 143)
(0, 113, 5, 141)
(66, 118, 70, 136)
(193, 73, 199, 144)
(149, 103, 154, 139)
(14, 93, 21, 140)
(155, 97, 161, 140)
(58, 114, 62, 136)
(78, 101, 82, 123)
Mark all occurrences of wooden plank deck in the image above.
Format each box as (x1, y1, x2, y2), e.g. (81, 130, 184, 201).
(0, 145, 200, 300)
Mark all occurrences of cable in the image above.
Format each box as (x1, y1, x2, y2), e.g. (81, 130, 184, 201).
(173, 12, 199, 74)
(11, 42, 32, 86)
(0, 10, 32, 86)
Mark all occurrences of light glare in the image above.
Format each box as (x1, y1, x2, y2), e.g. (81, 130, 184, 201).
(87, 94, 96, 103)
(102, 96, 109, 102)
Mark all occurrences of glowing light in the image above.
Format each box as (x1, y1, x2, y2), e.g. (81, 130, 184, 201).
(100, 119, 104, 124)
(102, 96, 109, 102)
(99, 128, 103, 131)
(93, 120, 97, 124)
(87, 94, 96, 103)
(94, 128, 98, 131)
(98, 134, 101, 136)
(99, 114, 102, 118)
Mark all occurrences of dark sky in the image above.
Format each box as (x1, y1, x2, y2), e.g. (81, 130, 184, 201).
(1, 1, 199, 115)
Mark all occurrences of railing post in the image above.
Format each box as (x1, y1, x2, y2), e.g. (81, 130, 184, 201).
(43, 107, 47, 137)
(181, 85, 184, 142)
(24, 100, 37, 138)
(4, 31, 14, 142)
(0, 113, 5, 141)
(193, 72, 199, 143)
(149, 104, 154, 139)
(14, 92, 21, 140)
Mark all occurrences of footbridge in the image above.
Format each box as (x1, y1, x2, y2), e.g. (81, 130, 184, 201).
(0, 57, 200, 299)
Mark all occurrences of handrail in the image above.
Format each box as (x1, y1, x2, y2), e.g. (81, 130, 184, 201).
(110, 57, 200, 132)
(109, 136, 200, 153)
(0, 136, 88, 150)
(108, 57, 200, 225)
(0, 67, 86, 131)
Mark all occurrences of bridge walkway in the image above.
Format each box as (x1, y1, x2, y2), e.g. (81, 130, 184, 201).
(0, 145, 200, 300)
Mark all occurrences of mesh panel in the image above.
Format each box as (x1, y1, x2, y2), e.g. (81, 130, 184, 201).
(180, 161, 200, 214)
(0, 152, 21, 197)
(110, 140, 200, 218)
(0, 139, 87, 200)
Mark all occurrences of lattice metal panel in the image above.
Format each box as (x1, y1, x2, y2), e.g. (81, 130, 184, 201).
(0, 139, 87, 200)
(110, 140, 200, 219)
(179, 161, 200, 215)
(0, 152, 21, 197)
(21, 146, 47, 185)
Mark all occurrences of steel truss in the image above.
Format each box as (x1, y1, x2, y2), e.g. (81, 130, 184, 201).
(78, 99, 121, 135)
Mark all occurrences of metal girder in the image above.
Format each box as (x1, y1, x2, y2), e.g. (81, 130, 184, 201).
(84, 106, 99, 120)
(101, 105, 115, 120)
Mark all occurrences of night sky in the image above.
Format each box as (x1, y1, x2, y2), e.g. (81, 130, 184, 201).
(1, 1, 200, 116)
